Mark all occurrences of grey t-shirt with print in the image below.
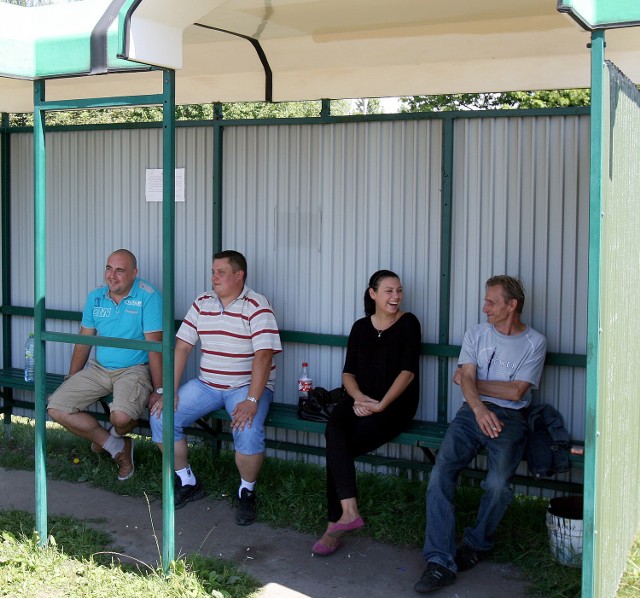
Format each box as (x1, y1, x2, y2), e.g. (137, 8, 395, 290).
(457, 323, 547, 409)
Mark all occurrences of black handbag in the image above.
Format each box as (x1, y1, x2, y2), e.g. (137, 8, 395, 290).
(297, 386, 345, 423)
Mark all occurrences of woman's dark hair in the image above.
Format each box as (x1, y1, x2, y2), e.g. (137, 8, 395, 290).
(364, 269, 400, 316)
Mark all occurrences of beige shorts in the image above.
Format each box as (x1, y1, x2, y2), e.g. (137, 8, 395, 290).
(47, 361, 152, 420)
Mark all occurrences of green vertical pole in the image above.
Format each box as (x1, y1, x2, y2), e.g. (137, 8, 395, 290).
(320, 98, 331, 123)
(1, 112, 11, 365)
(437, 115, 455, 423)
(161, 69, 176, 570)
(1, 112, 12, 438)
(212, 103, 223, 253)
(583, 29, 606, 598)
(33, 80, 48, 545)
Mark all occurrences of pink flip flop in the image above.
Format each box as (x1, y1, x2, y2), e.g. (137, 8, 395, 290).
(312, 538, 343, 556)
(327, 516, 365, 538)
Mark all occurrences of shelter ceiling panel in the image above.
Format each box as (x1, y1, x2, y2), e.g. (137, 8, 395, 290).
(0, 0, 639, 111)
(0, 1, 146, 79)
(559, 0, 640, 29)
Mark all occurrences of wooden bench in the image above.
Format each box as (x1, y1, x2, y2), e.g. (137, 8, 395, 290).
(0, 367, 584, 493)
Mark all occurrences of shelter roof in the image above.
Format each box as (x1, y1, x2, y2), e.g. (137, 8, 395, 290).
(0, 0, 639, 112)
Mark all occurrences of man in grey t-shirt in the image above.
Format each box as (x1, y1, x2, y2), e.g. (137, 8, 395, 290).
(415, 276, 547, 594)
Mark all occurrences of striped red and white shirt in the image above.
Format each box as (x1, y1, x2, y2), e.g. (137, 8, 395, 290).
(177, 286, 282, 390)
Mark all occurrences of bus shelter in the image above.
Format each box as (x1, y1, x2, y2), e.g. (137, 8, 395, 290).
(0, 1, 639, 596)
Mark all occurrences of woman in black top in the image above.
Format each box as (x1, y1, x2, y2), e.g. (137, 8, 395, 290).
(312, 270, 422, 556)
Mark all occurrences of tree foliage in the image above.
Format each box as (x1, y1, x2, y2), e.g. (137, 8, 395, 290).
(6, 89, 595, 127)
(400, 89, 591, 112)
(349, 97, 382, 115)
(7, 98, 370, 127)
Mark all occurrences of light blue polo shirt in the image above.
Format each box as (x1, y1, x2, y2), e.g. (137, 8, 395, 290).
(81, 277, 162, 369)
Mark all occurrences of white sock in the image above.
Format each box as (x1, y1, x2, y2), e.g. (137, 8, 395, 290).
(109, 426, 122, 439)
(103, 435, 125, 459)
(176, 466, 196, 486)
(239, 478, 255, 497)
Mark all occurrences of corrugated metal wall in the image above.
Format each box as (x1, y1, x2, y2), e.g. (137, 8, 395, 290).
(223, 121, 443, 419)
(592, 63, 640, 598)
(449, 115, 590, 432)
(8, 126, 214, 380)
(3, 111, 590, 466)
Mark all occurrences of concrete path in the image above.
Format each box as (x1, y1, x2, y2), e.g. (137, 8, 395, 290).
(0, 467, 532, 598)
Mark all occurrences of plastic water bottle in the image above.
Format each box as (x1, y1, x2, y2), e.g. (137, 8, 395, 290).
(24, 333, 35, 382)
(298, 362, 312, 400)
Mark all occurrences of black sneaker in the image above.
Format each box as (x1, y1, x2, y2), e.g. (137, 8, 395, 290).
(455, 543, 489, 572)
(235, 488, 257, 526)
(414, 563, 456, 593)
(174, 476, 205, 510)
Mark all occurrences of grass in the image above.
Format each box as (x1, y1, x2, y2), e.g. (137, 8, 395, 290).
(0, 417, 639, 597)
(0, 508, 260, 597)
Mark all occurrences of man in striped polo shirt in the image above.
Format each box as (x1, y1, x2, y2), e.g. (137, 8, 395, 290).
(150, 250, 282, 524)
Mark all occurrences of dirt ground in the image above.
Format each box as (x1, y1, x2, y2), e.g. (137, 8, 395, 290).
(0, 467, 532, 598)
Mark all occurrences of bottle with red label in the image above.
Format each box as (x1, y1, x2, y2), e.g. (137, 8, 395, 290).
(298, 362, 312, 400)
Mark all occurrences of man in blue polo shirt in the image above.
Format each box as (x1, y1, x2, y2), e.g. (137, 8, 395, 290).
(48, 249, 162, 481)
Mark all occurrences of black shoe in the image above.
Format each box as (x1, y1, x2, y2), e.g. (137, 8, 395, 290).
(235, 488, 257, 526)
(455, 543, 489, 572)
(174, 476, 205, 510)
(414, 563, 456, 593)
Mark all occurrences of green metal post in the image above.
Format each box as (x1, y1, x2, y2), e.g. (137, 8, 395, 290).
(0, 115, 9, 305)
(1, 112, 11, 364)
(1, 112, 12, 437)
(320, 98, 331, 122)
(161, 69, 176, 570)
(212, 103, 224, 253)
(33, 79, 48, 545)
(437, 116, 455, 423)
(583, 29, 606, 598)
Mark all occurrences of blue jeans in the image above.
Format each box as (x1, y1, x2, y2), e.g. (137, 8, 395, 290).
(423, 402, 527, 571)
(149, 378, 273, 455)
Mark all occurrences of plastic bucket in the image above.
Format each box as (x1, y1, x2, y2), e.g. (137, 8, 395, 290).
(546, 495, 583, 567)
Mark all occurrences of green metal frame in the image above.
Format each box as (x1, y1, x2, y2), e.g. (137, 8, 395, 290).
(0, 112, 10, 394)
(0, 100, 590, 568)
(33, 80, 47, 541)
(437, 116, 455, 423)
(582, 29, 605, 598)
(27, 73, 177, 566)
(212, 102, 224, 253)
(160, 70, 176, 568)
(1, 305, 587, 368)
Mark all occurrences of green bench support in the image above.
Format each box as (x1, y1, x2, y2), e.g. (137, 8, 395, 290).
(0, 367, 584, 493)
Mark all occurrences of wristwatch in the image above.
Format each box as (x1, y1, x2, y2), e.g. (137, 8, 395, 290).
(246, 396, 258, 404)
(155, 387, 163, 395)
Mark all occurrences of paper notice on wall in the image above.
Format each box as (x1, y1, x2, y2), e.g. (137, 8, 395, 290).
(145, 168, 186, 202)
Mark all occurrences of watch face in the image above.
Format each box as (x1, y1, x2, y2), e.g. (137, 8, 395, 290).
(156, 388, 163, 395)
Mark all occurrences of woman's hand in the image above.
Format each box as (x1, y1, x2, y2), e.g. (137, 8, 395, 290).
(352, 396, 383, 417)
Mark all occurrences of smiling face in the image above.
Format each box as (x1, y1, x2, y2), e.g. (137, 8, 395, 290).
(370, 276, 403, 316)
(104, 251, 137, 302)
(211, 257, 245, 304)
(482, 284, 517, 328)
